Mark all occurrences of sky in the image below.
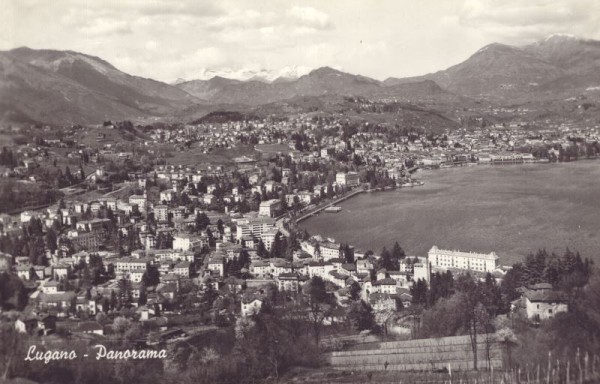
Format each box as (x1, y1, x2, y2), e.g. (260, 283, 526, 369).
(2, 0, 600, 83)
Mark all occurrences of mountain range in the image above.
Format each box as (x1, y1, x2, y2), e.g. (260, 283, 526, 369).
(2, 35, 600, 126)
(384, 35, 600, 100)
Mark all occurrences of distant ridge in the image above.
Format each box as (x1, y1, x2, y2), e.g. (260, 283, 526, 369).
(2, 35, 600, 125)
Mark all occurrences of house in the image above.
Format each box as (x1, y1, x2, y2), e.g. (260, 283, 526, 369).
(524, 288, 568, 320)
(52, 264, 71, 280)
(77, 321, 104, 335)
(250, 260, 270, 278)
(129, 194, 148, 213)
(15, 316, 38, 335)
(15, 314, 57, 336)
(38, 292, 76, 316)
(154, 205, 169, 223)
(207, 256, 225, 277)
(335, 171, 360, 187)
(397, 289, 413, 308)
(259, 199, 282, 218)
(114, 257, 151, 274)
(235, 216, 277, 240)
(174, 261, 191, 277)
(16, 265, 45, 280)
(173, 233, 204, 252)
(306, 261, 335, 279)
(241, 294, 264, 317)
(129, 269, 145, 283)
(276, 273, 299, 292)
(372, 278, 398, 295)
(323, 306, 346, 326)
(159, 189, 175, 203)
(356, 258, 374, 274)
(42, 281, 61, 294)
(327, 270, 349, 287)
(224, 277, 246, 293)
(320, 242, 342, 261)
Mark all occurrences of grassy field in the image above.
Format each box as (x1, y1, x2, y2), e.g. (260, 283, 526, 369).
(166, 144, 257, 166)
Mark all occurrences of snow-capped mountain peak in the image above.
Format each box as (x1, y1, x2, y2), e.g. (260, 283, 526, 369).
(190, 66, 313, 83)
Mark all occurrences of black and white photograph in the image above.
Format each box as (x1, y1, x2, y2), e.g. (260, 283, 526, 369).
(1, 1, 600, 383)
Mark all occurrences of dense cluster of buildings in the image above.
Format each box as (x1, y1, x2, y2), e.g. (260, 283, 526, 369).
(0, 110, 588, 341)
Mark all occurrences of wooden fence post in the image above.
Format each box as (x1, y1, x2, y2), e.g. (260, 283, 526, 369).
(547, 352, 551, 384)
(577, 348, 582, 384)
(567, 361, 570, 384)
(584, 352, 589, 381)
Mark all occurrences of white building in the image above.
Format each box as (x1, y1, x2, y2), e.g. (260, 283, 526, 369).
(320, 242, 342, 261)
(207, 257, 224, 277)
(115, 257, 151, 273)
(235, 217, 277, 240)
(129, 269, 145, 283)
(524, 289, 568, 320)
(336, 172, 360, 187)
(428, 246, 499, 273)
(241, 296, 263, 317)
(129, 194, 148, 213)
(259, 199, 282, 218)
(154, 205, 169, 223)
(173, 234, 204, 252)
(159, 189, 175, 203)
(260, 230, 279, 251)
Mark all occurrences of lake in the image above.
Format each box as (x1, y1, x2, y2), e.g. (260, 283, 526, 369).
(299, 162, 600, 265)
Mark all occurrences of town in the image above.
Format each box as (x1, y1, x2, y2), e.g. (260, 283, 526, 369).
(0, 110, 599, 383)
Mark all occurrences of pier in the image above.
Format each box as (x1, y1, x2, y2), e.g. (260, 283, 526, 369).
(294, 188, 366, 223)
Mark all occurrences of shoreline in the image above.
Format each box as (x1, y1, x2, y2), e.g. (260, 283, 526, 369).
(297, 160, 600, 263)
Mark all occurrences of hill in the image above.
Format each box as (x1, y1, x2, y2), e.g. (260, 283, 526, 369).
(385, 35, 600, 102)
(4, 36, 600, 126)
(0, 47, 201, 125)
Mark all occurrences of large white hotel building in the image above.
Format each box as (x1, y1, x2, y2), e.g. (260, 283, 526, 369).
(428, 245, 499, 273)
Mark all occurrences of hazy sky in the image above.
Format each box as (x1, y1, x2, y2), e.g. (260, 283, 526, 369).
(2, 0, 600, 82)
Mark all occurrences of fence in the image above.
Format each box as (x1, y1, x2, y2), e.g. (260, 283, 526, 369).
(324, 343, 600, 384)
(327, 334, 503, 372)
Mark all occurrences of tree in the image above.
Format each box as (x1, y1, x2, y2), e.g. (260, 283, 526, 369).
(113, 316, 131, 335)
(110, 290, 117, 311)
(304, 277, 331, 345)
(349, 281, 362, 301)
(342, 243, 354, 264)
(0, 272, 28, 310)
(373, 297, 397, 336)
(269, 233, 285, 259)
(256, 240, 268, 259)
(455, 275, 488, 371)
(195, 213, 210, 232)
(80, 266, 92, 290)
(410, 279, 428, 306)
(117, 279, 133, 307)
(420, 293, 467, 338)
(380, 247, 397, 271)
(391, 241, 405, 262)
(45, 228, 58, 254)
(347, 300, 376, 331)
(28, 267, 37, 281)
(0, 325, 26, 380)
(142, 264, 160, 286)
(138, 282, 147, 306)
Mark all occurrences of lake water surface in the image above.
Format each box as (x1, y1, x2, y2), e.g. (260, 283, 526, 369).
(299, 162, 600, 265)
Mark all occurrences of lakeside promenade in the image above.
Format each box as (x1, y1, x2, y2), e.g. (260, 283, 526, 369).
(294, 188, 367, 223)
